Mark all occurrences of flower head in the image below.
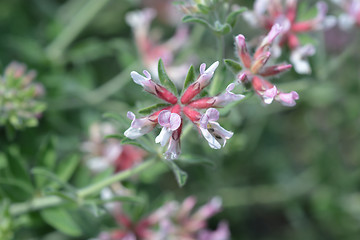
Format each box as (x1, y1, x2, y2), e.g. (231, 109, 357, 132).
(94, 196, 230, 240)
(126, 8, 190, 87)
(83, 122, 146, 173)
(332, 0, 360, 30)
(0, 61, 46, 129)
(232, 27, 299, 107)
(243, 0, 332, 73)
(125, 61, 242, 159)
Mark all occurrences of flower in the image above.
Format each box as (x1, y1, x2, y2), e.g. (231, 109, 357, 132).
(331, 0, 360, 30)
(125, 8, 190, 87)
(198, 108, 233, 149)
(243, 0, 332, 74)
(233, 25, 299, 107)
(83, 122, 146, 173)
(93, 196, 229, 240)
(125, 62, 242, 159)
(0, 61, 46, 129)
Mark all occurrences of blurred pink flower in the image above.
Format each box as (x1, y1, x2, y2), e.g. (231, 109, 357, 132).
(83, 123, 146, 173)
(93, 196, 230, 240)
(243, 0, 333, 74)
(332, 0, 360, 30)
(125, 8, 190, 87)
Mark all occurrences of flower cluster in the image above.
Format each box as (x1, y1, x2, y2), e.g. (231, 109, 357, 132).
(93, 196, 229, 240)
(244, 0, 330, 74)
(124, 62, 244, 159)
(82, 122, 146, 173)
(332, 0, 360, 30)
(125, 8, 190, 87)
(234, 24, 299, 107)
(0, 61, 46, 129)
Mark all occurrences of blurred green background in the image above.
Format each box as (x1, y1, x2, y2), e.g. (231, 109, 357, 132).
(1, 0, 360, 239)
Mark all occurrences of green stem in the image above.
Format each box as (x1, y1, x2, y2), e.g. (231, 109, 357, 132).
(209, 36, 225, 96)
(9, 159, 156, 216)
(46, 0, 111, 61)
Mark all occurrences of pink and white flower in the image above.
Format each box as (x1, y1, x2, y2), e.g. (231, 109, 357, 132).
(125, 61, 238, 159)
(126, 8, 190, 87)
(332, 0, 360, 30)
(232, 26, 299, 106)
(199, 108, 233, 149)
(243, 0, 332, 74)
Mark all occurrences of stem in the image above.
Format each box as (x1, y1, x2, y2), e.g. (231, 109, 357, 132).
(46, 0, 110, 61)
(51, 61, 139, 110)
(9, 159, 156, 216)
(78, 158, 155, 198)
(209, 36, 225, 96)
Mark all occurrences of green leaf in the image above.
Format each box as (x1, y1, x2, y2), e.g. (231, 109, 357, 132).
(177, 154, 215, 167)
(183, 65, 196, 91)
(32, 167, 76, 192)
(138, 103, 171, 115)
(182, 15, 232, 35)
(182, 15, 212, 28)
(166, 161, 188, 187)
(104, 134, 124, 140)
(121, 138, 147, 150)
(158, 59, 178, 94)
(213, 21, 231, 35)
(224, 59, 242, 74)
(56, 154, 80, 183)
(6, 146, 32, 187)
(197, 4, 210, 14)
(103, 112, 129, 128)
(0, 178, 34, 195)
(41, 208, 83, 237)
(226, 7, 247, 27)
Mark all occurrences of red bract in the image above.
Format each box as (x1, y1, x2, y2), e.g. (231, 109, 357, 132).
(124, 62, 245, 159)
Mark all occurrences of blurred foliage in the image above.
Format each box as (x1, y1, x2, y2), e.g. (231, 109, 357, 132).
(0, 0, 359, 239)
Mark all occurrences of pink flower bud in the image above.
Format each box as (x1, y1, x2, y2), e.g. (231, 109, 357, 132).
(260, 64, 292, 77)
(235, 34, 252, 69)
(130, 70, 178, 104)
(251, 52, 271, 74)
(183, 106, 202, 122)
(181, 61, 219, 104)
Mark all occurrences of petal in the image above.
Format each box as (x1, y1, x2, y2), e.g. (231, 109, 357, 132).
(158, 110, 172, 127)
(127, 111, 136, 121)
(204, 61, 220, 75)
(212, 83, 245, 107)
(169, 113, 181, 131)
(194, 197, 222, 220)
(200, 127, 221, 149)
(164, 137, 181, 160)
(200, 108, 219, 128)
(155, 127, 172, 146)
(199, 63, 206, 75)
(130, 71, 150, 86)
(276, 91, 299, 107)
(124, 125, 154, 139)
(210, 122, 234, 143)
(263, 86, 278, 104)
(290, 45, 315, 74)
